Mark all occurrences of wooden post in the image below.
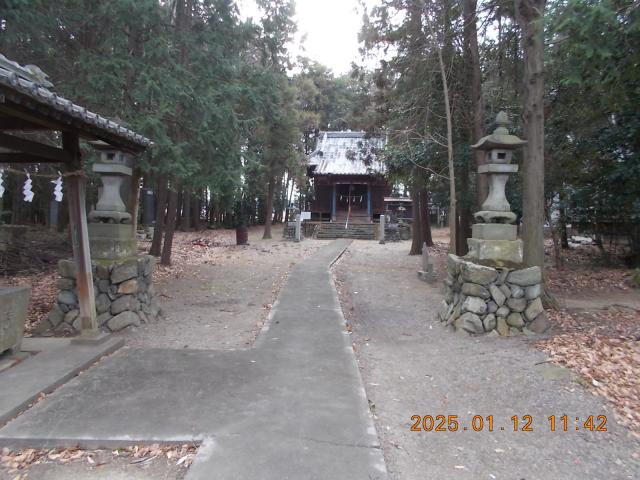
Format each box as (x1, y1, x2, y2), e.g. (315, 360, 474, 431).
(130, 166, 141, 234)
(331, 183, 336, 221)
(63, 132, 99, 339)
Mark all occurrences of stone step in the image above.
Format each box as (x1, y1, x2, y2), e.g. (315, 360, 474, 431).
(314, 223, 375, 240)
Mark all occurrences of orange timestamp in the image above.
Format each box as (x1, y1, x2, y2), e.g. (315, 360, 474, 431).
(409, 415, 608, 432)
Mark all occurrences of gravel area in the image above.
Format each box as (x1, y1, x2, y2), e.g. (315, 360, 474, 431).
(334, 239, 640, 480)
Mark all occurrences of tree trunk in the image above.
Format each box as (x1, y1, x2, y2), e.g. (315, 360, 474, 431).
(279, 173, 288, 223)
(409, 186, 422, 255)
(175, 190, 184, 230)
(456, 159, 472, 255)
(463, 0, 487, 208)
(181, 189, 191, 231)
(438, 45, 457, 254)
(545, 201, 562, 269)
(149, 173, 168, 257)
(559, 187, 569, 248)
(161, 184, 180, 265)
(11, 174, 21, 224)
(209, 197, 216, 225)
(283, 174, 292, 223)
(193, 193, 201, 230)
(263, 174, 275, 239)
(57, 190, 69, 233)
(516, 0, 546, 269)
(129, 167, 141, 234)
(420, 187, 433, 247)
(287, 177, 295, 218)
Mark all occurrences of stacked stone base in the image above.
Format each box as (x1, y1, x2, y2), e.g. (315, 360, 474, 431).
(41, 255, 161, 334)
(438, 254, 548, 336)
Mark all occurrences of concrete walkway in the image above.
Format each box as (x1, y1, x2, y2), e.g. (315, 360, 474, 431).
(0, 240, 387, 480)
(0, 337, 123, 425)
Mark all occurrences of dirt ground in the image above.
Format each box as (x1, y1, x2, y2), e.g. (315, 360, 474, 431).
(120, 225, 329, 349)
(334, 232, 639, 480)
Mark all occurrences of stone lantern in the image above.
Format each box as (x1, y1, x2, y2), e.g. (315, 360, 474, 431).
(87, 142, 136, 260)
(45, 141, 161, 335)
(468, 111, 527, 265)
(437, 112, 547, 336)
(88, 142, 132, 224)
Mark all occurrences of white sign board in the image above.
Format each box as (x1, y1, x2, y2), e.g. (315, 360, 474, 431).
(301, 211, 312, 220)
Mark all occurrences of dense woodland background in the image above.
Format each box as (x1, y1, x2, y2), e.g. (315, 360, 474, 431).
(0, 0, 638, 271)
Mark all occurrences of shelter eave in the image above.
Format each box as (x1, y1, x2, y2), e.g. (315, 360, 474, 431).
(0, 74, 151, 155)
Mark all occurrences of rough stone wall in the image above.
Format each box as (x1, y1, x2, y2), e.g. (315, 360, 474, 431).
(438, 254, 548, 336)
(42, 255, 161, 334)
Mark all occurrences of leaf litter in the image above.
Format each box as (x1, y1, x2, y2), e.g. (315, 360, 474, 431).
(539, 243, 640, 439)
(1, 444, 198, 476)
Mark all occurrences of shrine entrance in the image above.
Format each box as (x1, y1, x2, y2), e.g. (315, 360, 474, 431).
(335, 183, 370, 224)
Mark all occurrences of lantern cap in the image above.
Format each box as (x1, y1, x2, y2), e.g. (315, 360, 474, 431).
(472, 111, 527, 151)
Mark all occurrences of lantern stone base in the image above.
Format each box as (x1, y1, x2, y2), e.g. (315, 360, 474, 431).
(438, 254, 547, 336)
(88, 223, 137, 260)
(40, 256, 161, 335)
(471, 223, 517, 241)
(467, 238, 523, 265)
(88, 210, 132, 223)
(0, 286, 30, 355)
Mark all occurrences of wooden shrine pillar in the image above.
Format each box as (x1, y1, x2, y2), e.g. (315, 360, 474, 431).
(62, 132, 99, 340)
(331, 183, 337, 221)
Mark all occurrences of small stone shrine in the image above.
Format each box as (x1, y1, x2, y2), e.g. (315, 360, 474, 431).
(42, 145, 161, 334)
(438, 112, 548, 335)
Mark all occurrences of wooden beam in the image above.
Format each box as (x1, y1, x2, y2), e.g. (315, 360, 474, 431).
(0, 153, 62, 164)
(0, 100, 145, 154)
(0, 102, 66, 131)
(0, 132, 71, 163)
(63, 131, 98, 336)
(0, 118, 51, 130)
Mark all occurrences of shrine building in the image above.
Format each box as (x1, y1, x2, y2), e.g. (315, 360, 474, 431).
(306, 131, 389, 224)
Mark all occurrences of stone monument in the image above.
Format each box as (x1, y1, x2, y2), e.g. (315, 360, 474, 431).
(294, 213, 302, 242)
(42, 145, 161, 335)
(418, 242, 436, 283)
(438, 112, 548, 336)
(378, 214, 385, 244)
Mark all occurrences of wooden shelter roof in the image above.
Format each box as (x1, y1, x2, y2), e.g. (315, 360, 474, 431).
(0, 54, 151, 159)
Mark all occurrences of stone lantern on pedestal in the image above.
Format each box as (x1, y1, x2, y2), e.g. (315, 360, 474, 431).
(45, 142, 161, 334)
(437, 112, 547, 336)
(468, 111, 527, 265)
(88, 142, 136, 260)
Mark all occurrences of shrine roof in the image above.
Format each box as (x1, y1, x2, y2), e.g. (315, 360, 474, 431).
(308, 131, 386, 176)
